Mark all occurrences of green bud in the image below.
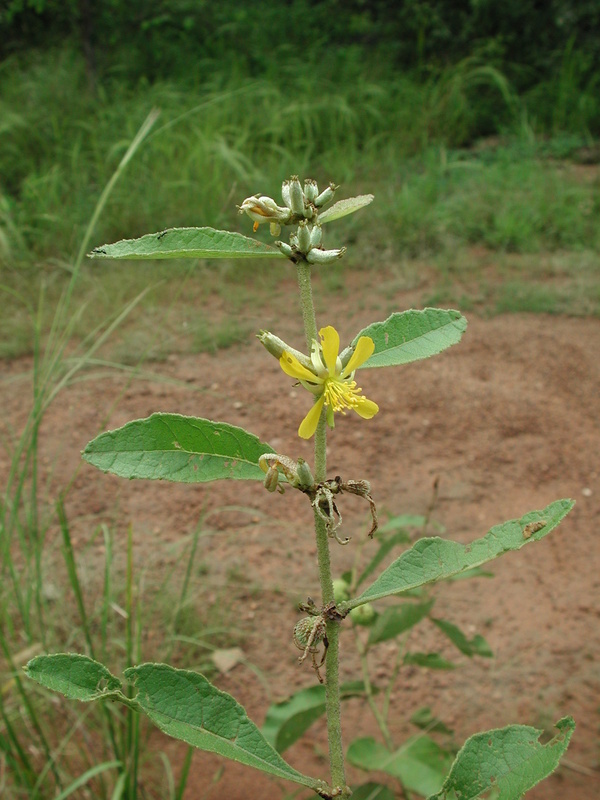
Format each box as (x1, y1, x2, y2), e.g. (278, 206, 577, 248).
(297, 221, 311, 253)
(315, 183, 336, 208)
(281, 180, 292, 209)
(309, 224, 323, 248)
(263, 465, 280, 492)
(295, 458, 314, 490)
(257, 331, 313, 369)
(332, 578, 351, 604)
(275, 240, 294, 258)
(350, 604, 376, 626)
(304, 179, 318, 202)
(306, 246, 347, 265)
(288, 176, 305, 216)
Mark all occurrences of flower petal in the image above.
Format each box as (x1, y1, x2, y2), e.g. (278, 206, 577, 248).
(354, 397, 379, 419)
(280, 351, 322, 384)
(298, 395, 326, 439)
(341, 336, 375, 377)
(319, 326, 340, 374)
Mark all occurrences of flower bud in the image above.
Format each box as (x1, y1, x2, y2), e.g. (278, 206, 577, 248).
(281, 180, 292, 209)
(295, 458, 314, 490)
(257, 331, 313, 370)
(315, 183, 336, 208)
(306, 246, 347, 265)
(296, 221, 311, 254)
(275, 241, 294, 258)
(288, 176, 305, 216)
(309, 224, 323, 248)
(304, 179, 318, 202)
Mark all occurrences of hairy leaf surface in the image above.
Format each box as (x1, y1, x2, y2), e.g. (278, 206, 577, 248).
(354, 309, 467, 368)
(82, 414, 273, 483)
(88, 227, 284, 260)
(345, 500, 573, 608)
(126, 664, 321, 788)
(428, 717, 575, 799)
(25, 654, 121, 701)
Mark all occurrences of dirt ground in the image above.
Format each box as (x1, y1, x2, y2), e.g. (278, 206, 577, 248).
(2, 270, 599, 799)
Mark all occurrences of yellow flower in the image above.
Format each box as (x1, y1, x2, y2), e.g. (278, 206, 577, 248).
(280, 326, 379, 439)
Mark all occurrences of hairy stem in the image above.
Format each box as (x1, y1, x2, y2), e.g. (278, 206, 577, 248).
(296, 263, 347, 795)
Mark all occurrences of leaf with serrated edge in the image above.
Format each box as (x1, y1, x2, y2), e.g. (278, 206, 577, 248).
(344, 500, 573, 609)
(126, 664, 322, 790)
(82, 414, 274, 483)
(25, 654, 122, 701)
(88, 227, 285, 260)
(427, 717, 575, 800)
(318, 194, 374, 224)
(354, 309, 467, 369)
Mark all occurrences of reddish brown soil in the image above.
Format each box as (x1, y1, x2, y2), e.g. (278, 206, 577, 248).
(2, 272, 599, 799)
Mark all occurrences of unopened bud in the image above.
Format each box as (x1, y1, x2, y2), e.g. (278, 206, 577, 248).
(295, 458, 314, 490)
(309, 224, 323, 248)
(275, 241, 294, 258)
(263, 465, 280, 492)
(257, 331, 313, 370)
(306, 246, 347, 265)
(281, 180, 292, 209)
(296, 221, 311, 253)
(315, 183, 336, 208)
(288, 176, 305, 216)
(304, 179, 318, 202)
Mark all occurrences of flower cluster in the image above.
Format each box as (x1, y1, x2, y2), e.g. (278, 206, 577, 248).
(239, 176, 345, 264)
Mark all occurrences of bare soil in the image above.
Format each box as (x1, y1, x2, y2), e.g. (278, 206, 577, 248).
(2, 271, 599, 799)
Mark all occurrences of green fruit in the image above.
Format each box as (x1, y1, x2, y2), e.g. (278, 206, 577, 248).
(349, 603, 376, 626)
(332, 578, 351, 603)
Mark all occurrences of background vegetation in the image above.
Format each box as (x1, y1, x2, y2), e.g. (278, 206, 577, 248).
(0, 2, 599, 797)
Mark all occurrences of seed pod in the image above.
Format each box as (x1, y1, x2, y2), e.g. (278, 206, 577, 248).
(293, 617, 324, 651)
(332, 578, 351, 604)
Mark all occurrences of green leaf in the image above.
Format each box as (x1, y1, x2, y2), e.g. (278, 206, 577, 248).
(88, 227, 285, 260)
(82, 414, 274, 483)
(410, 707, 453, 736)
(348, 735, 453, 797)
(404, 652, 456, 670)
(262, 682, 368, 754)
(357, 530, 412, 589)
(427, 717, 575, 800)
(350, 783, 395, 800)
(432, 618, 493, 658)
(345, 500, 573, 609)
(368, 601, 434, 645)
(126, 663, 323, 790)
(318, 194, 374, 224)
(379, 514, 426, 532)
(25, 654, 122, 701)
(354, 309, 467, 369)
